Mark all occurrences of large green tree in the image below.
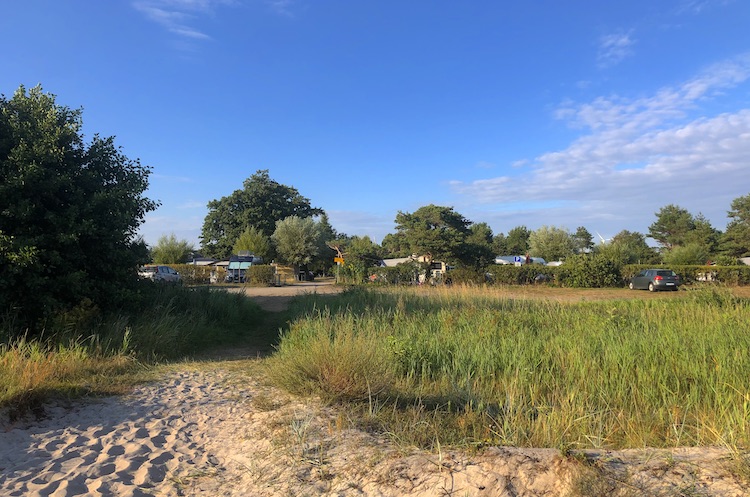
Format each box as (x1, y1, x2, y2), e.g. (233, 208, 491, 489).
(0, 85, 157, 329)
(461, 222, 496, 268)
(648, 204, 696, 250)
(271, 216, 322, 275)
(596, 230, 660, 266)
(572, 226, 594, 254)
(151, 234, 194, 264)
(529, 225, 575, 262)
(393, 205, 471, 266)
(721, 193, 750, 257)
(201, 170, 322, 259)
(232, 226, 272, 262)
(505, 225, 531, 255)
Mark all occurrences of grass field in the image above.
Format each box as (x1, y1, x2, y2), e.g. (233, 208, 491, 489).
(268, 284, 750, 451)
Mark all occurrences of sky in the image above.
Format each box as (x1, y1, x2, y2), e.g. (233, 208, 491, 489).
(2, 1, 750, 248)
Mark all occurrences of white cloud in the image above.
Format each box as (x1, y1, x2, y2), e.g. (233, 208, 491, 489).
(451, 54, 750, 234)
(133, 0, 236, 40)
(597, 31, 635, 68)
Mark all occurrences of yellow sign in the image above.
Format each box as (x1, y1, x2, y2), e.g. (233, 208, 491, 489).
(334, 257, 344, 264)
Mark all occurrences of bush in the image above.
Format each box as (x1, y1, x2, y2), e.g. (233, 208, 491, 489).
(446, 267, 486, 285)
(556, 254, 620, 288)
(484, 264, 555, 285)
(246, 265, 276, 285)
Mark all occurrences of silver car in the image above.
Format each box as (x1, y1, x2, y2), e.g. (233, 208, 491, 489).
(629, 269, 680, 292)
(138, 265, 182, 284)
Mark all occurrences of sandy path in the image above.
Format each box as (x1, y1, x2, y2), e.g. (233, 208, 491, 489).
(3, 365, 747, 497)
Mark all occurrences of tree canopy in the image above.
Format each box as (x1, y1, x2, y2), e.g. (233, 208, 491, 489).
(648, 204, 697, 250)
(151, 234, 194, 264)
(529, 225, 574, 261)
(271, 216, 322, 271)
(721, 193, 750, 257)
(232, 226, 272, 262)
(200, 170, 322, 259)
(0, 85, 157, 329)
(394, 205, 471, 265)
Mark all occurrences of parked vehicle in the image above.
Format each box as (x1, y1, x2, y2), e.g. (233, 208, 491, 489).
(629, 269, 679, 292)
(138, 265, 182, 284)
(225, 253, 262, 283)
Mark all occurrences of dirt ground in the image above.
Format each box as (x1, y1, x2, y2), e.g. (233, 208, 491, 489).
(229, 278, 346, 312)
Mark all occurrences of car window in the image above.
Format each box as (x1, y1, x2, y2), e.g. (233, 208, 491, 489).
(637, 271, 646, 277)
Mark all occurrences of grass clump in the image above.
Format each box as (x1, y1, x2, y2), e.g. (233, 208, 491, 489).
(1, 284, 267, 418)
(268, 285, 750, 451)
(268, 308, 395, 402)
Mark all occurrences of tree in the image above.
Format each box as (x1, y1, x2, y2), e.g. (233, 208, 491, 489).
(492, 233, 507, 256)
(151, 234, 194, 264)
(338, 235, 383, 283)
(393, 205, 471, 266)
(0, 85, 157, 330)
(596, 230, 659, 266)
(505, 226, 531, 255)
(648, 204, 696, 250)
(684, 214, 721, 255)
(311, 212, 338, 274)
(232, 226, 271, 261)
(529, 225, 575, 262)
(201, 170, 322, 259)
(662, 243, 710, 265)
(271, 216, 322, 275)
(381, 232, 411, 258)
(461, 222, 496, 268)
(721, 193, 750, 257)
(572, 226, 594, 254)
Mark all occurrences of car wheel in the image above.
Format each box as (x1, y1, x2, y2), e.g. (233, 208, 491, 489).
(648, 282, 655, 292)
(628, 282, 635, 290)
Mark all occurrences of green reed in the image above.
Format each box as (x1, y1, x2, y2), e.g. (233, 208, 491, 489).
(270, 286, 750, 449)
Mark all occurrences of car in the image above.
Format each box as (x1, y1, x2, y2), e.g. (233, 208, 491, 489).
(629, 269, 680, 292)
(138, 265, 182, 284)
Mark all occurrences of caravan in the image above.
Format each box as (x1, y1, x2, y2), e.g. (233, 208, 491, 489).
(225, 251, 263, 283)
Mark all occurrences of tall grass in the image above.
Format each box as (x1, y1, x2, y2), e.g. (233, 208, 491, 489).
(268, 285, 750, 450)
(1, 284, 266, 416)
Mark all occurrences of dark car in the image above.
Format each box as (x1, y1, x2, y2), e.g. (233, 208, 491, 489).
(629, 269, 680, 292)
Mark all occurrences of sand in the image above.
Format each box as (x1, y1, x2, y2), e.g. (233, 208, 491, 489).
(2, 282, 748, 496)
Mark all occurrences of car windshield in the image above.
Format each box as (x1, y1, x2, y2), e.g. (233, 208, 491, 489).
(656, 270, 675, 276)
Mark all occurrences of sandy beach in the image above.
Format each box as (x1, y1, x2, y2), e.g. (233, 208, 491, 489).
(2, 282, 748, 496)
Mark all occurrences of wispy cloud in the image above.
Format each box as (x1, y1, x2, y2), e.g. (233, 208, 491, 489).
(450, 53, 750, 232)
(597, 30, 636, 68)
(266, 0, 295, 16)
(133, 0, 235, 41)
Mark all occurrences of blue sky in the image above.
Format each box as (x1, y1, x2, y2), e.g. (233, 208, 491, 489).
(3, 1, 750, 248)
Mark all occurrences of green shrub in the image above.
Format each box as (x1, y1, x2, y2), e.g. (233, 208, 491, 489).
(246, 265, 276, 285)
(446, 267, 486, 285)
(556, 254, 620, 287)
(484, 264, 553, 285)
